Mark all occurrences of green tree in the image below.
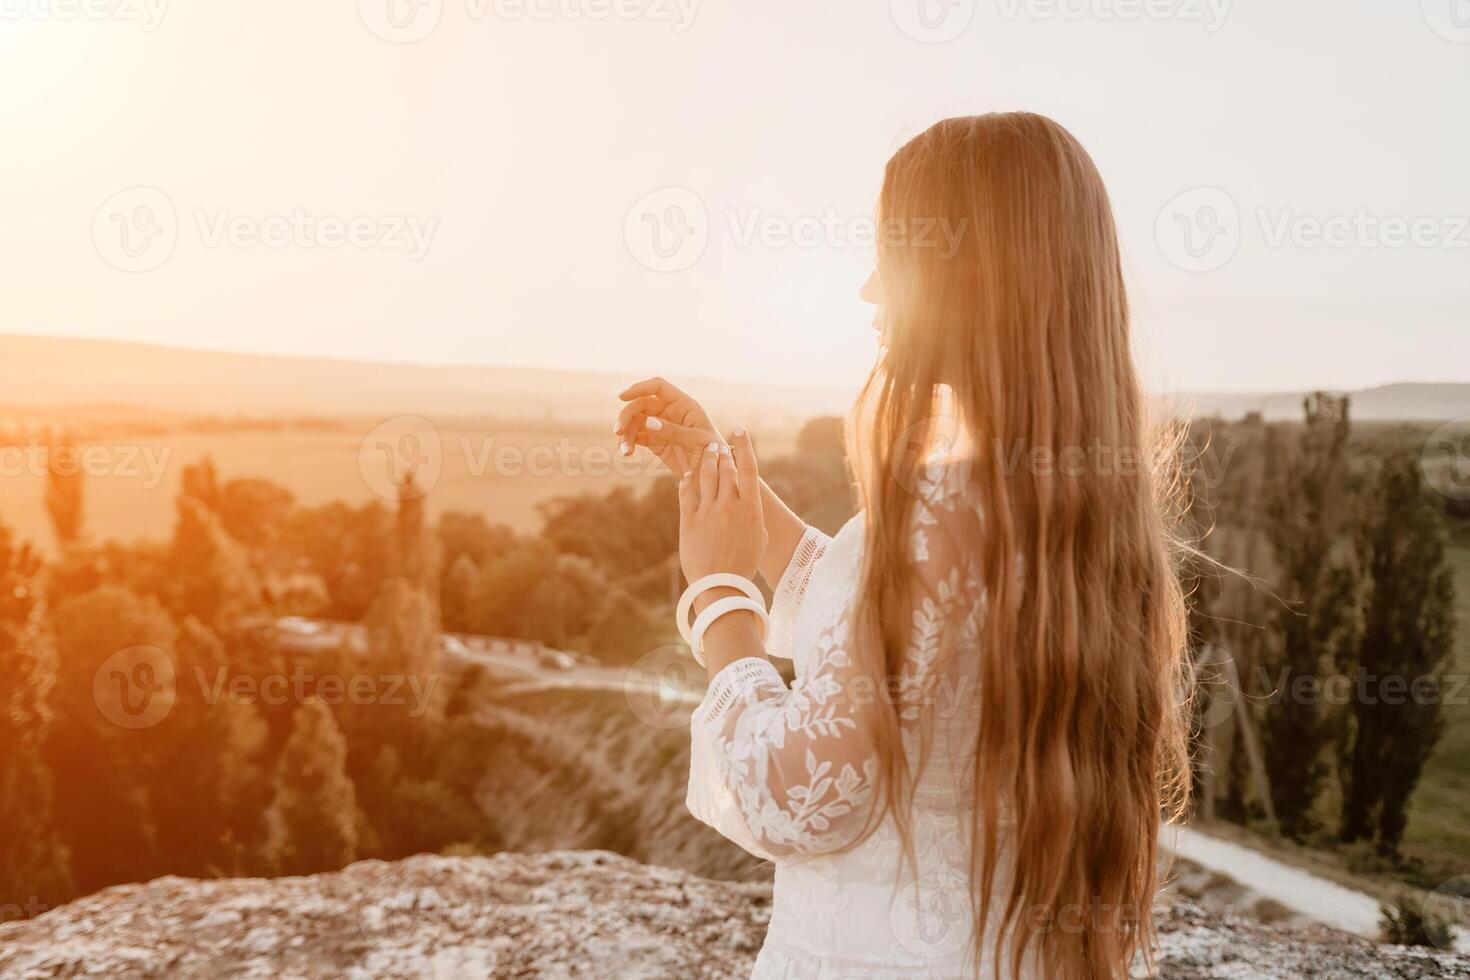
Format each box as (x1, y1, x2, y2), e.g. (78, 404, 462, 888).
(467, 539, 607, 643)
(262, 700, 360, 876)
(364, 577, 440, 684)
(170, 491, 261, 629)
(1340, 453, 1456, 851)
(0, 524, 74, 916)
(442, 553, 482, 633)
(146, 617, 270, 877)
(538, 476, 684, 579)
(43, 433, 84, 546)
(284, 500, 392, 620)
(46, 586, 176, 893)
(213, 477, 295, 552)
(585, 588, 658, 664)
(391, 470, 440, 595)
(1259, 394, 1361, 839)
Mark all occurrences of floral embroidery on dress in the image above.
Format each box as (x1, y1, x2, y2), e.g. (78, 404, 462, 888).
(686, 466, 999, 977)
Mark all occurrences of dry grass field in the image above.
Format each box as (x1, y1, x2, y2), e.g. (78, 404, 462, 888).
(0, 412, 800, 551)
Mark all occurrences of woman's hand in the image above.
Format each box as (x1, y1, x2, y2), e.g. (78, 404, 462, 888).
(615, 377, 720, 475)
(678, 429, 766, 584)
(615, 374, 807, 590)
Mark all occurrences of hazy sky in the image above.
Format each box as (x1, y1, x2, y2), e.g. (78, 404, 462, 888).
(2, 1, 1466, 397)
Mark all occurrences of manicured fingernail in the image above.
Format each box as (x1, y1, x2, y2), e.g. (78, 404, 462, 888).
(619, 440, 629, 455)
(720, 444, 732, 456)
(612, 421, 620, 434)
(706, 441, 718, 453)
(732, 426, 745, 437)
(646, 417, 663, 431)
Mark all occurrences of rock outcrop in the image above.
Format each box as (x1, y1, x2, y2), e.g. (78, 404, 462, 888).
(1, 850, 1465, 979)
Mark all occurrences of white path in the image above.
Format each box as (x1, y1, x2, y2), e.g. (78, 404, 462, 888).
(1166, 826, 1381, 935)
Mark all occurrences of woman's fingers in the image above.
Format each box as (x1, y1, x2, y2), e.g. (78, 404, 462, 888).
(619, 376, 688, 405)
(716, 444, 738, 502)
(629, 431, 680, 470)
(632, 416, 707, 472)
(678, 464, 696, 517)
(729, 426, 758, 498)
(614, 395, 662, 437)
(639, 416, 708, 452)
(698, 441, 720, 504)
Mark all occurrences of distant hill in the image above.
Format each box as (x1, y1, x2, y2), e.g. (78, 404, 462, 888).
(1176, 384, 1470, 423)
(0, 334, 1465, 424)
(0, 334, 853, 428)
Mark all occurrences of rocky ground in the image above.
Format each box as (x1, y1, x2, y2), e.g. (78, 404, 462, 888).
(0, 850, 1465, 979)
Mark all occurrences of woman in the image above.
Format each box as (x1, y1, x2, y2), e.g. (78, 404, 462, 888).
(614, 113, 1192, 979)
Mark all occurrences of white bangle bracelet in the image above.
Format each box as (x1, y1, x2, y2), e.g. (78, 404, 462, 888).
(675, 573, 764, 645)
(689, 595, 768, 668)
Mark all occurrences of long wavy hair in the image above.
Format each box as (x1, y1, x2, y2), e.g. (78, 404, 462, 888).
(846, 113, 1193, 979)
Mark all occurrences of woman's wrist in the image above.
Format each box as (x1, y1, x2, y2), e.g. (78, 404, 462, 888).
(690, 584, 748, 615)
(699, 606, 767, 674)
(757, 477, 807, 586)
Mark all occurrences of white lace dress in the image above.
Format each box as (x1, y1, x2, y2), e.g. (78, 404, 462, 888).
(687, 482, 1022, 978)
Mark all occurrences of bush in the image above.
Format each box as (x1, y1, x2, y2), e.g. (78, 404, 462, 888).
(1378, 893, 1452, 949)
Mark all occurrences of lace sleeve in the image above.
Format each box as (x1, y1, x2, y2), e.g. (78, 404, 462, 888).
(685, 641, 876, 863)
(765, 525, 830, 662)
(686, 491, 983, 864)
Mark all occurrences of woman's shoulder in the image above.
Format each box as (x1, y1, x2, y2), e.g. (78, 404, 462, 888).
(835, 457, 983, 564)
